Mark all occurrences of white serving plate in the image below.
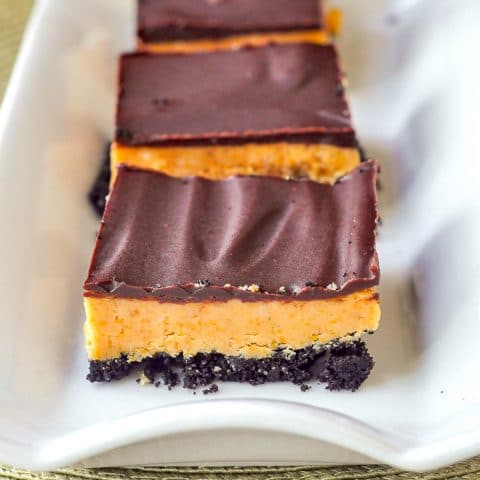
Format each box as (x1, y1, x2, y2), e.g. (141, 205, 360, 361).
(1, 0, 480, 472)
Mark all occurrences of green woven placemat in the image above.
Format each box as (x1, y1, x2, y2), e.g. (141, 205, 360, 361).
(0, 0, 32, 100)
(1, 1, 480, 478)
(3, 462, 480, 480)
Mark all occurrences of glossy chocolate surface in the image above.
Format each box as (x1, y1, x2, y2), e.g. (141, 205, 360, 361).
(115, 44, 356, 147)
(84, 162, 379, 302)
(138, 0, 323, 42)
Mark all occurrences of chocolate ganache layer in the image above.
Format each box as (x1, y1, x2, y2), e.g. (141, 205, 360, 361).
(84, 162, 379, 302)
(138, 0, 323, 42)
(115, 44, 356, 147)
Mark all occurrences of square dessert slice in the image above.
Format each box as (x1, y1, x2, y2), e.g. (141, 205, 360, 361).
(112, 44, 360, 185)
(137, 0, 329, 53)
(84, 161, 380, 391)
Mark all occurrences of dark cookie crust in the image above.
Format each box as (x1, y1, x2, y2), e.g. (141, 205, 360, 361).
(87, 340, 374, 392)
(88, 145, 111, 217)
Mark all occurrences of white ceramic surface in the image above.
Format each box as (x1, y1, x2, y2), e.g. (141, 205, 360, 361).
(0, 0, 480, 472)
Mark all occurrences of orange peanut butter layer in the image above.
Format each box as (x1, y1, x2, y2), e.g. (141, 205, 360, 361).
(113, 44, 360, 184)
(110, 143, 360, 184)
(85, 288, 379, 362)
(84, 162, 380, 390)
(138, 30, 329, 54)
(137, 0, 327, 53)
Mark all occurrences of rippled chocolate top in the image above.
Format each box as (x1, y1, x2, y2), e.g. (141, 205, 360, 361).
(115, 44, 356, 147)
(84, 162, 379, 302)
(138, 0, 323, 42)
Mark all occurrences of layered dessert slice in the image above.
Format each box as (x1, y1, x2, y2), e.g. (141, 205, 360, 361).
(112, 44, 361, 185)
(84, 161, 380, 391)
(137, 0, 328, 53)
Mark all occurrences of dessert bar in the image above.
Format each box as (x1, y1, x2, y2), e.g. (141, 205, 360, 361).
(137, 0, 328, 53)
(112, 44, 360, 184)
(84, 161, 380, 390)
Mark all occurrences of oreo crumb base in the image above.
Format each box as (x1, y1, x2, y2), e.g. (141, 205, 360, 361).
(203, 384, 219, 395)
(88, 341, 373, 392)
(88, 144, 111, 216)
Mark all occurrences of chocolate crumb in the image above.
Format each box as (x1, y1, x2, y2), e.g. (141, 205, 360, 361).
(300, 384, 311, 392)
(309, 342, 374, 391)
(203, 384, 219, 395)
(305, 282, 319, 288)
(87, 355, 131, 382)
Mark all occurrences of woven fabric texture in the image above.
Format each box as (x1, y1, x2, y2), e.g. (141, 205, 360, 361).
(0, 0, 32, 100)
(1, 0, 480, 478)
(3, 462, 480, 480)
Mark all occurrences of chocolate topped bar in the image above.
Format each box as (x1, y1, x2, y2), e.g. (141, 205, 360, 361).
(84, 161, 379, 302)
(138, 0, 323, 42)
(115, 44, 356, 147)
